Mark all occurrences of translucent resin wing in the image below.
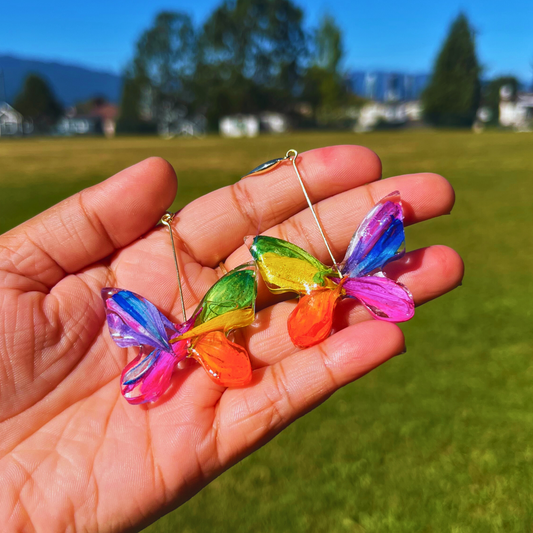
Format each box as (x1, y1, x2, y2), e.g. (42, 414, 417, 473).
(342, 275, 413, 322)
(173, 264, 257, 387)
(102, 264, 257, 404)
(340, 192, 405, 278)
(248, 235, 336, 295)
(247, 193, 414, 348)
(102, 288, 195, 404)
(178, 264, 257, 339)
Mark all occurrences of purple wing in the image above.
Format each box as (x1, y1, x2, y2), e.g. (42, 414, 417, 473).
(102, 288, 176, 350)
(102, 288, 194, 404)
(340, 192, 405, 278)
(342, 275, 414, 322)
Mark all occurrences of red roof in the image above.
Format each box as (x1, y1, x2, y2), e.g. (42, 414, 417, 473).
(90, 103, 118, 120)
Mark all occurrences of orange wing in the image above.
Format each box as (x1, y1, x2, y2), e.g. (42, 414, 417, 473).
(287, 285, 343, 349)
(189, 331, 252, 387)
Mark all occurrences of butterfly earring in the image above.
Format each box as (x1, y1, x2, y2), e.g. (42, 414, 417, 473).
(243, 150, 414, 349)
(102, 212, 256, 405)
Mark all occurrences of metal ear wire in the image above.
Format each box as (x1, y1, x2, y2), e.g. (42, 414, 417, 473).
(284, 150, 342, 277)
(160, 212, 187, 321)
(244, 149, 342, 276)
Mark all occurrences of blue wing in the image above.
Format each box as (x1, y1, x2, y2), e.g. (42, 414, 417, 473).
(340, 192, 405, 278)
(102, 288, 176, 351)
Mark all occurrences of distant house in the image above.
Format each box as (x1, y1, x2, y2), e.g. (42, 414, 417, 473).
(219, 112, 288, 137)
(91, 101, 118, 137)
(355, 101, 422, 132)
(57, 113, 96, 136)
(499, 86, 533, 131)
(260, 112, 288, 133)
(157, 105, 207, 138)
(57, 100, 119, 137)
(0, 102, 25, 136)
(220, 115, 259, 138)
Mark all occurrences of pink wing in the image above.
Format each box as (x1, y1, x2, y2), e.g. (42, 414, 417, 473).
(120, 343, 189, 405)
(102, 288, 194, 404)
(342, 275, 414, 322)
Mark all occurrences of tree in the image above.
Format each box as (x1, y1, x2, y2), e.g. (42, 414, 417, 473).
(316, 14, 343, 74)
(14, 74, 62, 132)
(118, 11, 196, 132)
(196, 0, 308, 126)
(116, 68, 156, 134)
(301, 13, 348, 123)
(422, 13, 481, 127)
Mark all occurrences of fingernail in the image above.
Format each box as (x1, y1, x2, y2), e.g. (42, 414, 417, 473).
(397, 345, 407, 356)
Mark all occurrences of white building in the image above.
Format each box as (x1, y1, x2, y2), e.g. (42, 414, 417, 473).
(499, 85, 533, 131)
(355, 101, 422, 132)
(219, 115, 259, 138)
(259, 112, 288, 134)
(0, 102, 24, 136)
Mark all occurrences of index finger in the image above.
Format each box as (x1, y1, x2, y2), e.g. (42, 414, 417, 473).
(0, 157, 177, 291)
(174, 145, 382, 266)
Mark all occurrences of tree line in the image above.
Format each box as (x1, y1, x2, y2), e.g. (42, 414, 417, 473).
(9, 5, 529, 133)
(118, 1, 352, 132)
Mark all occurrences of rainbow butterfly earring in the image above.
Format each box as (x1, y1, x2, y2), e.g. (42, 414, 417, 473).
(102, 212, 256, 405)
(243, 150, 414, 349)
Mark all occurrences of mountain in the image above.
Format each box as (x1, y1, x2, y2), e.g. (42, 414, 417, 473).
(0, 55, 123, 106)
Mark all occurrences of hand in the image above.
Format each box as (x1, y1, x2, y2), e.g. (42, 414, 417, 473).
(0, 147, 463, 532)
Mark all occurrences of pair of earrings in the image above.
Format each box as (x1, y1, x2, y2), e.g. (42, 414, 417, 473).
(102, 150, 414, 405)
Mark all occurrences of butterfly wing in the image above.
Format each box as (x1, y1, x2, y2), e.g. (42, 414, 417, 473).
(342, 275, 414, 322)
(287, 284, 344, 348)
(102, 288, 192, 404)
(248, 235, 336, 295)
(341, 192, 405, 278)
(189, 331, 252, 387)
(169, 264, 256, 386)
(120, 346, 184, 404)
(178, 263, 257, 340)
(102, 288, 176, 350)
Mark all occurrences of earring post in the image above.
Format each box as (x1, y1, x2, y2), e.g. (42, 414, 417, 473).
(285, 150, 342, 278)
(160, 213, 187, 322)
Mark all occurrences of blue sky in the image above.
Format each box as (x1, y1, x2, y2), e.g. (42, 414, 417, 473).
(2, 0, 532, 82)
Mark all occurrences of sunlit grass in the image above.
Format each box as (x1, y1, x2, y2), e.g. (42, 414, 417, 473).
(1, 130, 532, 531)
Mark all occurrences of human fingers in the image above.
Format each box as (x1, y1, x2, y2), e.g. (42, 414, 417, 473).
(172, 145, 382, 267)
(214, 320, 405, 463)
(222, 172, 455, 307)
(0, 158, 177, 291)
(241, 245, 463, 368)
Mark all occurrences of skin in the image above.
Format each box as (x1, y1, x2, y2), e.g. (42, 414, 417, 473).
(0, 146, 464, 532)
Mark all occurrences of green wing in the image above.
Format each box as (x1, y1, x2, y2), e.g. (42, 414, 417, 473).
(197, 263, 256, 324)
(179, 264, 256, 340)
(248, 236, 336, 295)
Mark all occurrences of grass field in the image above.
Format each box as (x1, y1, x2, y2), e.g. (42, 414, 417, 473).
(1, 131, 532, 532)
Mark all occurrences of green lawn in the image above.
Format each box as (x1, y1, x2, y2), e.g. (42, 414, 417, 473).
(1, 131, 532, 532)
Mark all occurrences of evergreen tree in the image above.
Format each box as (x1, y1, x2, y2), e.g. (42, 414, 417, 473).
(118, 11, 196, 133)
(422, 13, 481, 127)
(116, 69, 156, 134)
(301, 13, 348, 124)
(14, 74, 62, 132)
(316, 14, 343, 74)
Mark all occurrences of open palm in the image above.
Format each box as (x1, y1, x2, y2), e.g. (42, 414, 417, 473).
(0, 146, 463, 532)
